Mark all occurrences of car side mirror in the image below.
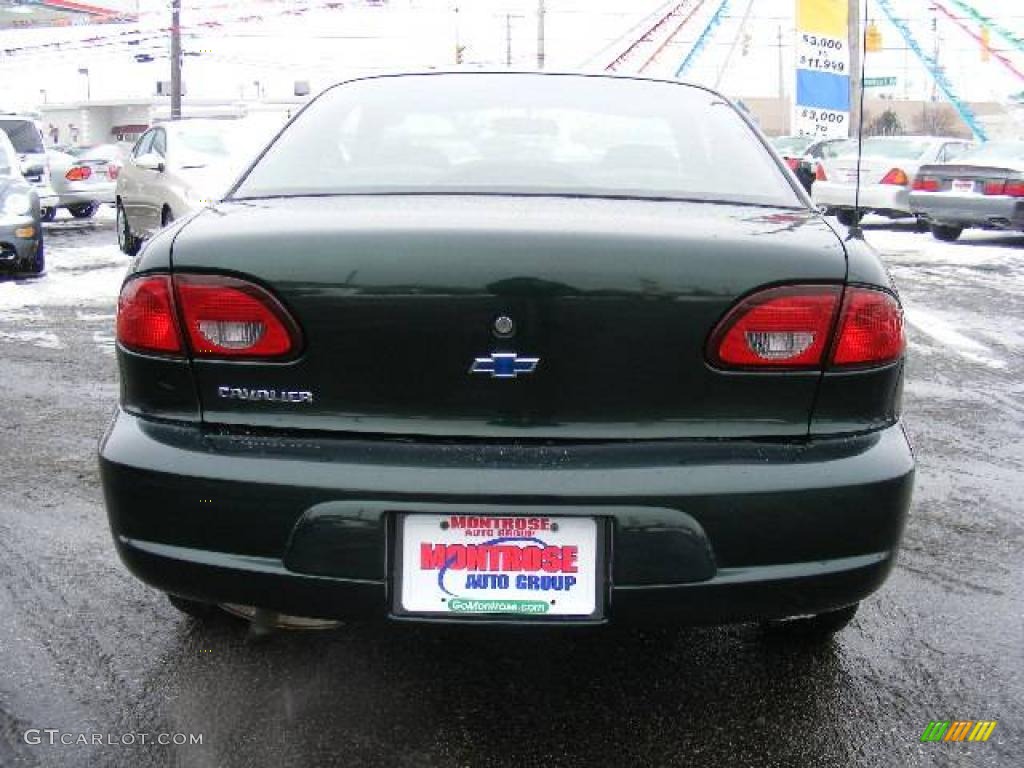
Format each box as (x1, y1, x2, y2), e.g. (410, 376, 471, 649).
(136, 153, 165, 173)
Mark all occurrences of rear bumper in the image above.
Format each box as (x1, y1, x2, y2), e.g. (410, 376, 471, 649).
(57, 184, 116, 207)
(99, 410, 915, 625)
(813, 181, 911, 216)
(909, 191, 1024, 230)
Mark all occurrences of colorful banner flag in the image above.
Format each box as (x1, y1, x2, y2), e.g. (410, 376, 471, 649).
(794, 0, 850, 138)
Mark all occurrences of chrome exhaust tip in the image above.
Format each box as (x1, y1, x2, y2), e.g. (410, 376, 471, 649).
(220, 603, 343, 630)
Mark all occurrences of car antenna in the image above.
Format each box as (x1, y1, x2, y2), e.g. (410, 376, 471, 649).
(850, 0, 869, 240)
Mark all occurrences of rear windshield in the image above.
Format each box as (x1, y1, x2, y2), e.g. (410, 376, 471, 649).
(0, 119, 44, 154)
(957, 141, 1024, 164)
(859, 138, 931, 160)
(233, 74, 801, 207)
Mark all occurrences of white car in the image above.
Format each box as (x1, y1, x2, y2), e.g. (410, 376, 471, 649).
(116, 118, 275, 255)
(812, 136, 974, 227)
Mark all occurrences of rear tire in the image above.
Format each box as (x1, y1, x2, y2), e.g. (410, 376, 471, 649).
(760, 603, 859, 641)
(68, 202, 98, 219)
(167, 593, 217, 620)
(39, 206, 56, 223)
(836, 209, 862, 227)
(117, 202, 140, 256)
(931, 224, 963, 242)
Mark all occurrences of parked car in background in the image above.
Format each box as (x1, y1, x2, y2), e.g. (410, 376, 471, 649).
(116, 118, 275, 254)
(0, 128, 44, 274)
(0, 113, 58, 218)
(47, 143, 124, 220)
(770, 135, 815, 190)
(812, 136, 974, 226)
(909, 140, 1024, 241)
(102, 72, 913, 636)
(796, 137, 854, 191)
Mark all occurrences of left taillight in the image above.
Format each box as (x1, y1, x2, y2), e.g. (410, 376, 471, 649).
(117, 275, 183, 355)
(116, 274, 302, 360)
(708, 285, 904, 371)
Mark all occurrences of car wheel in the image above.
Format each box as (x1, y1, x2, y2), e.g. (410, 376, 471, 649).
(68, 202, 99, 219)
(39, 206, 56, 223)
(167, 593, 217, 620)
(931, 224, 963, 242)
(24, 237, 45, 275)
(835, 209, 862, 227)
(760, 603, 859, 640)
(117, 202, 140, 256)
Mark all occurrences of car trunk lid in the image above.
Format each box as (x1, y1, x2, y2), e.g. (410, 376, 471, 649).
(170, 195, 847, 439)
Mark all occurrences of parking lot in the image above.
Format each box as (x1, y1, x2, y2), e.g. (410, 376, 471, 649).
(0, 209, 1020, 767)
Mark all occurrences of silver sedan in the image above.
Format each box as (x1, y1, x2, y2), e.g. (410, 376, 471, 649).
(115, 118, 277, 255)
(46, 144, 125, 220)
(909, 141, 1024, 241)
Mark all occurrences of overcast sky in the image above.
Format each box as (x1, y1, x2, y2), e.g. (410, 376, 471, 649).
(0, 0, 1020, 110)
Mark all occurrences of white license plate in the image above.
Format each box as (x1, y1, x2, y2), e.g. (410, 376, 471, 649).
(952, 179, 975, 193)
(397, 514, 600, 617)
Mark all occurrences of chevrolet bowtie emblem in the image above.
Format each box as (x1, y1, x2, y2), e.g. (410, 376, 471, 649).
(469, 352, 540, 379)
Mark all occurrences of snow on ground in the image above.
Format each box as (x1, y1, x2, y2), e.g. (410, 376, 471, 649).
(862, 216, 1023, 373)
(0, 207, 128, 353)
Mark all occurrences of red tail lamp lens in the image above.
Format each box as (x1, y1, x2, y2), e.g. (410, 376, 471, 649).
(117, 275, 182, 355)
(1004, 180, 1024, 197)
(830, 288, 905, 367)
(709, 285, 905, 371)
(880, 167, 909, 186)
(65, 165, 92, 181)
(174, 275, 301, 359)
(815, 163, 828, 182)
(709, 286, 841, 369)
(913, 176, 940, 192)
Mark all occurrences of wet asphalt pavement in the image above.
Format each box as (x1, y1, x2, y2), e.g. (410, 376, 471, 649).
(0, 209, 1020, 767)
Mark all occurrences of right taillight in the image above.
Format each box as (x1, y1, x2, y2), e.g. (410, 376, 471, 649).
(815, 163, 828, 182)
(116, 273, 302, 360)
(830, 287, 904, 367)
(709, 285, 904, 371)
(709, 286, 841, 369)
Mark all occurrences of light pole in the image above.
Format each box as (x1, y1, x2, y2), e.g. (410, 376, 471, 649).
(78, 68, 90, 101)
(171, 0, 182, 119)
(537, 0, 545, 70)
(505, 14, 523, 68)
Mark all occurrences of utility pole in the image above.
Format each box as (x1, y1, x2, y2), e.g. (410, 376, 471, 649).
(777, 26, 784, 100)
(171, 0, 182, 119)
(537, 0, 546, 70)
(849, 0, 861, 135)
(506, 14, 513, 67)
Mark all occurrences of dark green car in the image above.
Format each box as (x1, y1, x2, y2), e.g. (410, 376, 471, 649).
(100, 73, 914, 635)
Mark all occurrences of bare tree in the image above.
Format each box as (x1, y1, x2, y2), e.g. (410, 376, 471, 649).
(865, 109, 905, 136)
(913, 104, 958, 136)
